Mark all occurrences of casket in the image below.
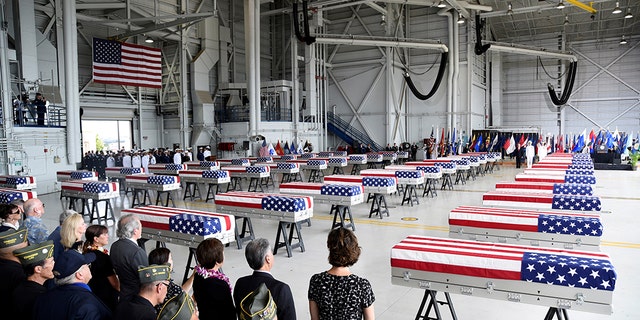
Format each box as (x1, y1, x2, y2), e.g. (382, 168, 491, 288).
(215, 191, 313, 223)
(279, 182, 364, 206)
(482, 191, 601, 211)
(449, 205, 602, 250)
(391, 235, 616, 314)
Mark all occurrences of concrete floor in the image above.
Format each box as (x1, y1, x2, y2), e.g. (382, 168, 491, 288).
(37, 162, 640, 320)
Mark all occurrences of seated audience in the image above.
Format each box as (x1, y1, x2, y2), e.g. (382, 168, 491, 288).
(60, 212, 87, 251)
(22, 198, 49, 244)
(0, 203, 22, 232)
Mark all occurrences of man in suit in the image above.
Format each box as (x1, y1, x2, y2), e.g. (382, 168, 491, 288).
(233, 238, 296, 320)
(110, 213, 148, 302)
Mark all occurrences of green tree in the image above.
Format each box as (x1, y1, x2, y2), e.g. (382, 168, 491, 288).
(95, 134, 105, 151)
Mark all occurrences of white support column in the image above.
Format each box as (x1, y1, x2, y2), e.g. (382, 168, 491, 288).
(1, 1, 12, 140)
(11, 0, 38, 81)
(291, 33, 300, 142)
(245, 0, 257, 140)
(254, 0, 261, 140)
(386, 46, 394, 145)
(180, 30, 189, 149)
(63, 0, 80, 164)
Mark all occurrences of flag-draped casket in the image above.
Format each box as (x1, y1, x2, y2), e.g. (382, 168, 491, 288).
(391, 235, 616, 314)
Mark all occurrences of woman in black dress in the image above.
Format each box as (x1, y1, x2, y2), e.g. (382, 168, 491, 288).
(193, 238, 236, 320)
(148, 247, 194, 312)
(83, 224, 120, 310)
(308, 227, 375, 320)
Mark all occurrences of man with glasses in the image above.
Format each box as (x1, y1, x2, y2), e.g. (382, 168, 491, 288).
(33, 249, 112, 319)
(114, 265, 171, 320)
(22, 199, 49, 244)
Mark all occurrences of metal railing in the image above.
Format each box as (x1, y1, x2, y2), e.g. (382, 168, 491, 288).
(7, 103, 67, 128)
(327, 111, 382, 151)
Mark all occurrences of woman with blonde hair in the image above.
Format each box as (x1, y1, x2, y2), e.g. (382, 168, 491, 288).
(60, 212, 87, 251)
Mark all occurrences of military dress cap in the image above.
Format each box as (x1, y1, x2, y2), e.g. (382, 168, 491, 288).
(0, 228, 28, 248)
(239, 283, 277, 320)
(157, 291, 196, 320)
(53, 249, 96, 279)
(13, 240, 54, 265)
(138, 264, 171, 284)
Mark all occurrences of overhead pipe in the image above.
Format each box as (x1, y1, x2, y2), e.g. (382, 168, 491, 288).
(292, 1, 315, 45)
(547, 61, 578, 105)
(474, 15, 490, 55)
(403, 52, 448, 100)
(483, 40, 577, 61)
(314, 35, 448, 52)
(437, 9, 455, 135)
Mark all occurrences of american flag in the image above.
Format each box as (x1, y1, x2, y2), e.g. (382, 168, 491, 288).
(83, 182, 118, 193)
(92, 38, 162, 88)
(170, 213, 222, 236)
(262, 196, 310, 212)
(246, 166, 269, 174)
(417, 166, 441, 174)
(391, 236, 616, 291)
(328, 157, 347, 164)
(203, 170, 228, 179)
(552, 183, 593, 196)
(147, 175, 179, 185)
(277, 162, 298, 170)
(564, 175, 596, 184)
(552, 195, 601, 211)
(6, 177, 27, 185)
(320, 184, 362, 196)
(0, 192, 23, 204)
(120, 167, 143, 175)
(71, 171, 96, 180)
(348, 155, 366, 162)
(362, 177, 395, 187)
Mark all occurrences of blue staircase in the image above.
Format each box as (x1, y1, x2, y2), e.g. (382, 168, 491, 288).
(327, 111, 382, 152)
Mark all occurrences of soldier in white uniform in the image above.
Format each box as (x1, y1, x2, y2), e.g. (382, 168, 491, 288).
(132, 152, 142, 168)
(122, 152, 132, 167)
(203, 146, 212, 160)
(173, 149, 182, 164)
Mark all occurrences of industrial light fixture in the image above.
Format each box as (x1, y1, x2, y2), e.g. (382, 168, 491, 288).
(563, 15, 569, 26)
(507, 3, 513, 15)
(457, 13, 466, 24)
(380, 14, 386, 26)
(144, 36, 154, 43)
(620, 35, 628, 45)
(437, 0, 447, 8)
(624, 8, 633, 19)
(612, 2, 622, 14)
(556, 1, 565, 9)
